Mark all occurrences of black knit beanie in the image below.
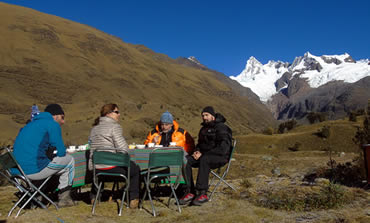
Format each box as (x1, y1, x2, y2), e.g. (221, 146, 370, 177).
(44, 104, 64, 116)
(201, 106, 215, 117)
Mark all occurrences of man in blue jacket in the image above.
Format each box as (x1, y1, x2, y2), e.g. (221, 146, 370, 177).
(13, 104, 75, 207)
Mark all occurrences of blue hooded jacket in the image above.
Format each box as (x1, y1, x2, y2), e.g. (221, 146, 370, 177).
(12, 112, 66, 175)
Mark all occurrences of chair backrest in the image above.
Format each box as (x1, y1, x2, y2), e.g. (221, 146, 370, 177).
(0, 148, 29, 178)
(0, 150, 17, 171)
(223, 139, 237, 173)
(0, 148, 35, 190)
(93, 149, 130, 167)
(148, 148, 184, 169)
(229, 138, 237, 161)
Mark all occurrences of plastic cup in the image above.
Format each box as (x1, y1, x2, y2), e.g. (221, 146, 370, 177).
(148, 143, 155, 148)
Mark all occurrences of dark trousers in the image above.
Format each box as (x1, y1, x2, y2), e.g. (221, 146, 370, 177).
(185, 154, 227, 192)
(92, 161, 140, 200)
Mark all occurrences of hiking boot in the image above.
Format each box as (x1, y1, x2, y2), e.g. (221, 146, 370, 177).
(178, 193, 195, 205)
(57, 188, 76, 208)
(192, 193, 209, 206)
(129, 199, 139, 209)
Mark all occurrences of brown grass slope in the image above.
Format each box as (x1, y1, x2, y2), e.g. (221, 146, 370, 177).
(0, 2, 276, 145)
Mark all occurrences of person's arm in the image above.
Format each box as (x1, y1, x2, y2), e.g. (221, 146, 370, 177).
(48, 122, 66, 157)
(111, 124, 129, 152)
(144, 131, 157, 145)
(184, 131, 195, 154)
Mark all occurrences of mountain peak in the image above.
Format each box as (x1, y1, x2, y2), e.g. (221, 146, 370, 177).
(304, 51, 314, 58)
(231, 53, 370, 102)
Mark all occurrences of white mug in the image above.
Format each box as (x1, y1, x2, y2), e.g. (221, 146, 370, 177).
(170, 142, 177, 146)
(148, 143, 155, 147)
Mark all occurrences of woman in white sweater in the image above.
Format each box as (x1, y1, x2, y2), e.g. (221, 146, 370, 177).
(89, 103, 140, 208)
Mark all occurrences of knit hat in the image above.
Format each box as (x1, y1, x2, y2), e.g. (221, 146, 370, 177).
(30, 104, 40, 121)
(201, 106, 215, 117)
(44, 104, 64, 116)
(160, 111, 173, 124)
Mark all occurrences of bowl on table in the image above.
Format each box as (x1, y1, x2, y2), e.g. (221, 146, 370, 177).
(136, 144, 146, 149)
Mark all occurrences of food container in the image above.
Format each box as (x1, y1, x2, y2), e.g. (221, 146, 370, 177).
(136, 144, 146, 149)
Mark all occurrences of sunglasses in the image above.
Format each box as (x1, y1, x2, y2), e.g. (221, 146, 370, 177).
(112, 110, 120, 114)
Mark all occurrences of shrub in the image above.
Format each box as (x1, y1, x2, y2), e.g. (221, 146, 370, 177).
(316, 126, 331, 139)
(136, 104, 142, 110)
(278, 119, 297, 133)
(317, 113, 327, 122)
(240, 178, 252, 189)
(348, 111, 357, 122)
(307, 112, 317, 124)
(353, 99, 370, 145)
(256, 183, 350, 211)
(306, 112, 327, 124)
(323, 160, 365, 187)
(288, 142, 301, 152)
(262, 127, 274, 135)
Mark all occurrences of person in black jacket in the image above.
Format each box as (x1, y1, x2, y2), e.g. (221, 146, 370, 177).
(179, 106, 232, 206)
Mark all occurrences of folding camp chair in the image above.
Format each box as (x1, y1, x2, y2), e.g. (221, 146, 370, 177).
(91, 149, 130, 216)
(140, 147, 184, 217)
(0, 147, 58, 218)
(208, 139, 237, 201)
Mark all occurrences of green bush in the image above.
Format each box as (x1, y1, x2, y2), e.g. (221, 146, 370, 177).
(353, 100, 370, 145)
(256, 183, 350, 211)
(306, 112, 327, 124)
(262, 127, 274, 135)
(348, 111, 357, 122)
(288, 142, 301, 152)
(278, 119, 297, 134)
(316, 126, 331, 139)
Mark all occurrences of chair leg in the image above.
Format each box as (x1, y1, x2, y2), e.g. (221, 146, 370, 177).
(209, 172, 236, 201)
(8, 190, 29, 217)
(168, 178, 181, 213)
(92, 182, 103, 214)
(146, 180, 156, 217)
(118, 190, 126, 216)
(15, 177, 56, 218)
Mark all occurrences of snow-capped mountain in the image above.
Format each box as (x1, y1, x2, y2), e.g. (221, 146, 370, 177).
(230, 52, 370, 102)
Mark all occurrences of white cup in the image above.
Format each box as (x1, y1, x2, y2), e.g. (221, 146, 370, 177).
(148, 143, 155, 148)
(170, 142, 177, 146)
(69, 146, 76, 150)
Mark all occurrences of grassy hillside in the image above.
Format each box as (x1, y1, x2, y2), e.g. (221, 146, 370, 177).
(0, 2, 276, 145)
(236, 117, 363, 155)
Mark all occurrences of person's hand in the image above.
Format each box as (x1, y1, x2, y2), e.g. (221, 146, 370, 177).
(192, 151, 202, 160)
(153, 136, 160, 144)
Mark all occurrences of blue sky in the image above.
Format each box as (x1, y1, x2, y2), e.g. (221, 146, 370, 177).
(2, 0, 370, 76)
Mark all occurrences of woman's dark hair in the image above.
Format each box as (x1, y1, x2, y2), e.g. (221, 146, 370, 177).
(93, 103, 118, 126)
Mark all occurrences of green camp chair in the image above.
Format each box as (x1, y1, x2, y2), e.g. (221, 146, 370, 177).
(208, 139, 237, 201)
(140, 147, 184, 217)
(91, 149, 130, 216)
(0, 147, 58, 218)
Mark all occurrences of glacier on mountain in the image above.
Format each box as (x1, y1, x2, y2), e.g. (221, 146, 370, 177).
(230, 52, 370, 102)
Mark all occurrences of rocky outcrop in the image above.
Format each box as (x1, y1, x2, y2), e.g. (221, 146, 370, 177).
(268, 77, 370, 120)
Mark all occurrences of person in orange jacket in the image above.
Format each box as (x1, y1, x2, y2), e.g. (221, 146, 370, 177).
(144, 111, 195, 155)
